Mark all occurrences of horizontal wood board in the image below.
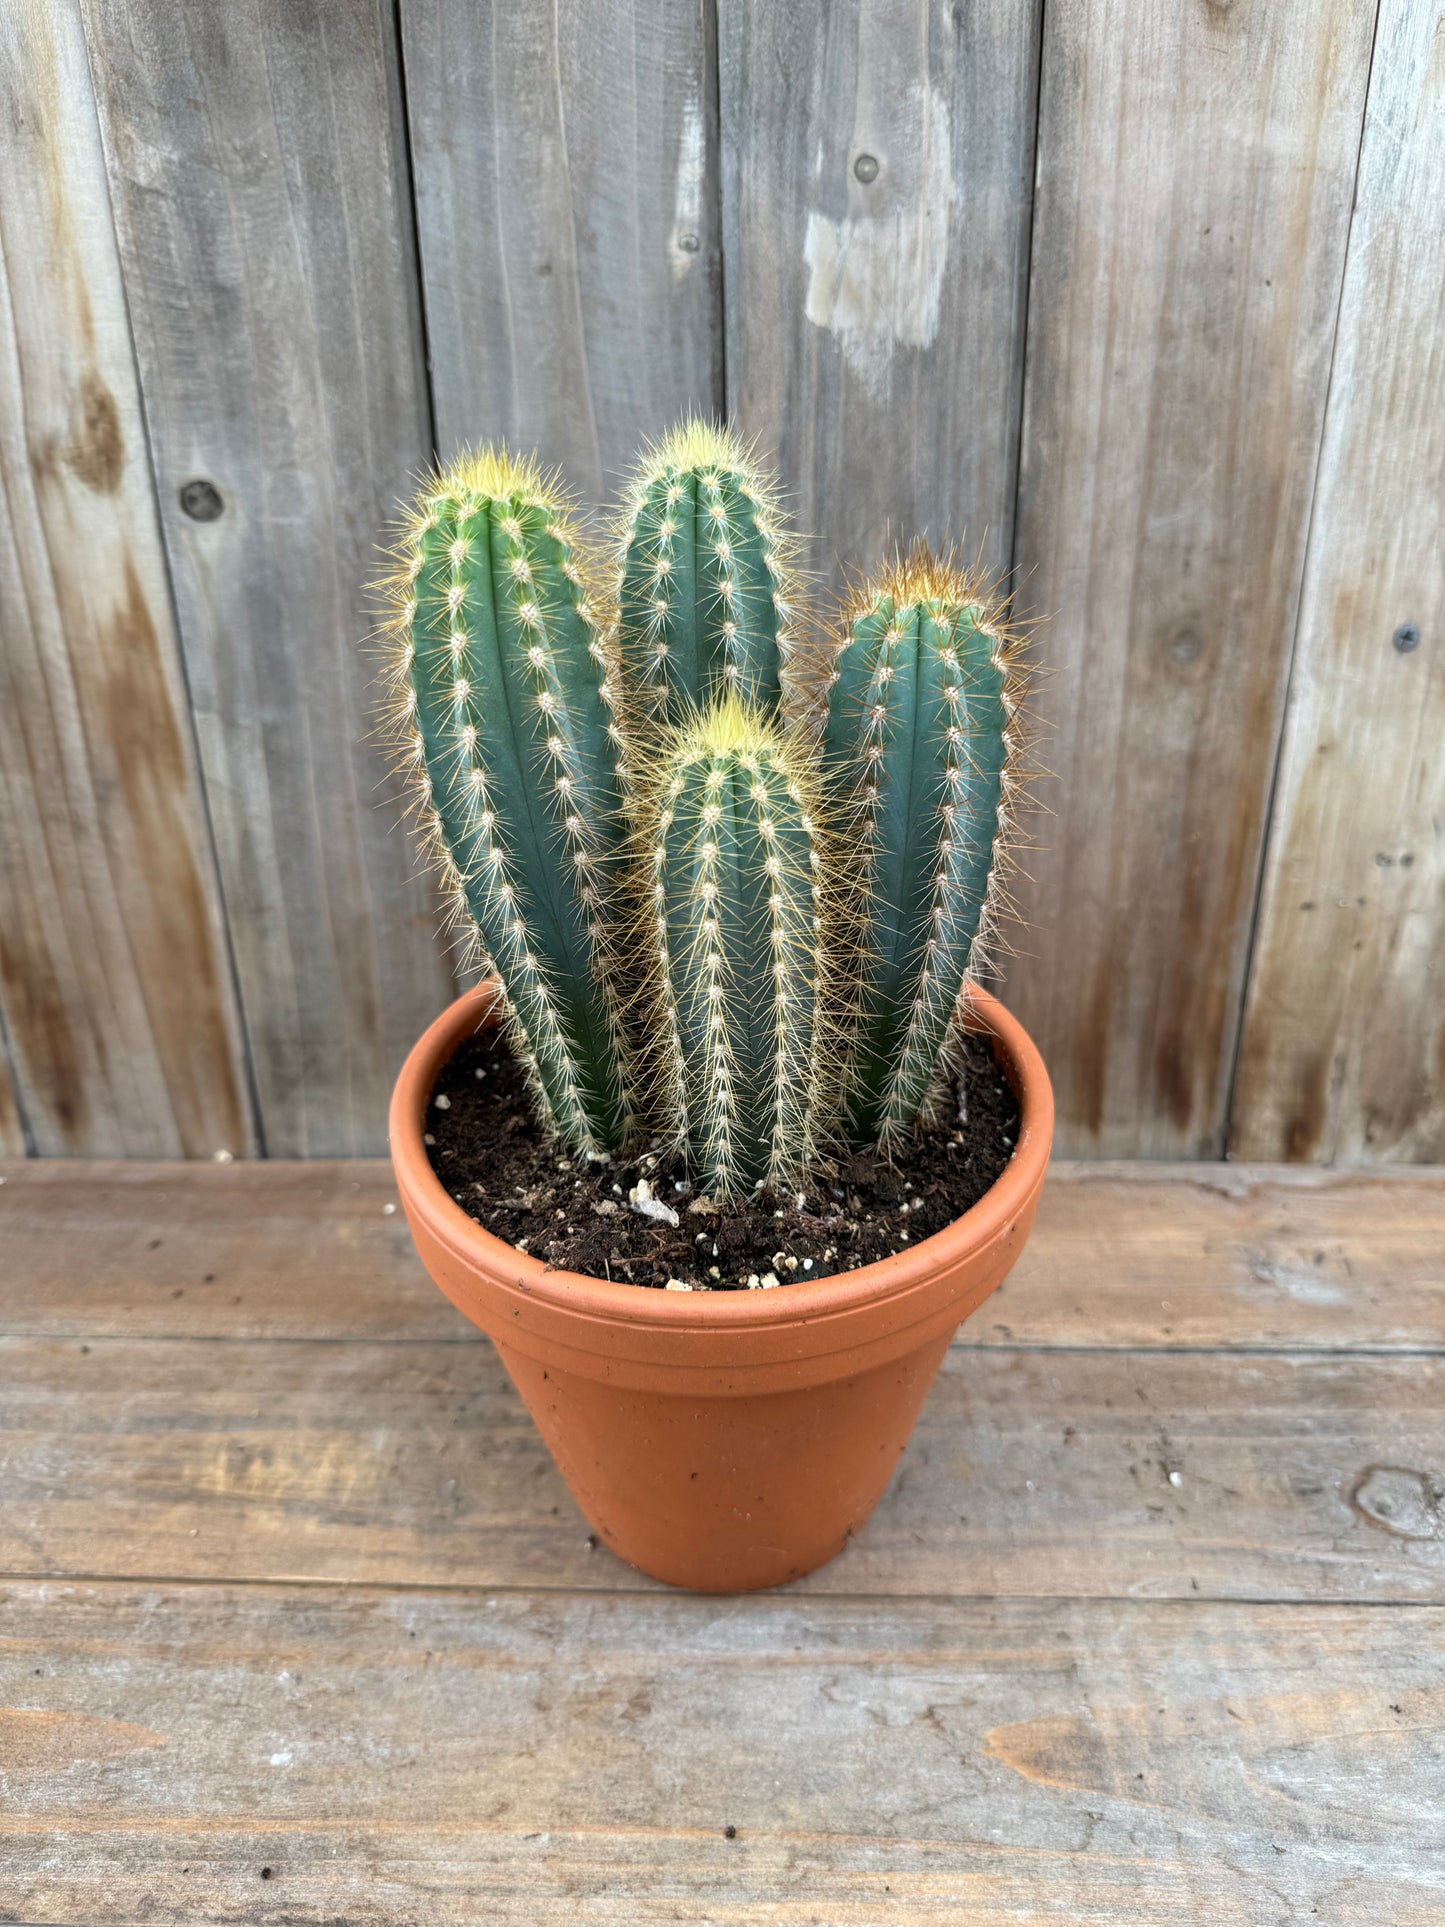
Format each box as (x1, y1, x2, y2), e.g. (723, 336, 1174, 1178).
(3, 1158, 1442, 1922)
(3, 1157, 1442, 1352)
(2, 1583, 1440, 1923)
(3, 1331, 1441, 1602)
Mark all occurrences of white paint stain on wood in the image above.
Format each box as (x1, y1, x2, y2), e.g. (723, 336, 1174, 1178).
(802, 82, 954, 393)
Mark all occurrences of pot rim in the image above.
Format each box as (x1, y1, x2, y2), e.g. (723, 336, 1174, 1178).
(390, 980, 1053, 1334)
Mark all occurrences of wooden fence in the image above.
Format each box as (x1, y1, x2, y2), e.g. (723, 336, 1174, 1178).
(0, 0, 1440, 1162)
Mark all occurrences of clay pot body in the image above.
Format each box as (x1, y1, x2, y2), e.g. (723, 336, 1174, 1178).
(390, 983, 1053, 1592)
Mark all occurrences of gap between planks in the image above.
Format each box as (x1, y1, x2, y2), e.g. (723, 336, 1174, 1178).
(2, 1569, 1443, 1611)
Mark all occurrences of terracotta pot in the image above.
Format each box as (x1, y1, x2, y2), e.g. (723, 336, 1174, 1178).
(390, 982, 1053, 1592)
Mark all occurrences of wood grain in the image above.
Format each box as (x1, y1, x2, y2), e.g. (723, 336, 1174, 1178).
(0, 1050, 24, 1156)
(77, 0, 455, 1155)
(3, 1167, 1440, 1916)
(1231, 0, 1445, 1164)
(1003, 0, 1377, 1158)
(2, 1581, 1441, 1923)
(403, 0, 720, 501)
(990, 1160, 1445, 1354)
(4, 1158, 1442, 1352)
(719, 0, 1040, 580)
(0, 0, 250, 1157)
(0, 1160, 436, 1340)
(3, 1328, 1441, 1600)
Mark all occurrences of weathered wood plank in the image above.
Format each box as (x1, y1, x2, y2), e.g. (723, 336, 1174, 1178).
(0, 1160, 435, 1340)
(403, 0, 720, 501)
(2, 1582, 1441, 1922)
(1231, 0, 1445, 1165)
(77, 0, 455, 1155)
(0, 1048, 24, 1156)
(719, 0, 1040, 580)
(0, 2, 251, 1157)
(1001, 0, 1377, 1158)
(3, 1332, 1441, 1600)
(4, 1158, 1442, 1353)
(990, 1161, 1445, 1354)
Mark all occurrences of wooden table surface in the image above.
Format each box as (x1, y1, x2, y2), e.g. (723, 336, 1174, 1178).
(2, 1158, 1443, 1923)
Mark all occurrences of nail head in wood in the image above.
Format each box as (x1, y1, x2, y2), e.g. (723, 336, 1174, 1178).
(179, 478, 224, 522)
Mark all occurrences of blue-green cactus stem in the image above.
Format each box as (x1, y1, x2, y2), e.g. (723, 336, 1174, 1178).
(822, 551, 1022, 1148)
(639, 697, 834, 1199)
(386, 448, 629, 1156)
(617, 420, 798, 726)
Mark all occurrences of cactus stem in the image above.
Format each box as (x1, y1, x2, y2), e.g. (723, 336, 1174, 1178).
(820, 543, 1038, 1148)
(375, 446, 634, 1156)
(614, 419, 804, 726)
(632, 695, 845, 1198)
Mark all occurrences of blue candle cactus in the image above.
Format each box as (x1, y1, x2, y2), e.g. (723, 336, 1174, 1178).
(635, 696, 840, 1200)
(615, 420, 800, 726)
(379, 449, 630, 1157)
(819, 547, 1029, 1147)
(381, 431, 1031, 1195)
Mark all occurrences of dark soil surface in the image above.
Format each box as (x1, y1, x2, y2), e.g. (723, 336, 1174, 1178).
(424, 1027, 1020, 1291)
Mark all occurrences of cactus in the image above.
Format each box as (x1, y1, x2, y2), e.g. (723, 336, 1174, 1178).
(821, 548, 1028, 1148)
(635, 697, 837, 1199)
(380, 448, 630, 1158)
(377, 425, 1036, 1216)
(615, 420, 800, 726)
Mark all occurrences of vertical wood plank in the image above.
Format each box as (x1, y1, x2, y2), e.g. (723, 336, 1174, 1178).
(0, 1034, 25, 1156)
(1231, 0, 1444, 1164)
(402, 0, 720, 503)
(1002, 0, 1377, 1157)
(79, 0, 455, 1155)
(719, 0, 1041, 581)
(0, 0, 251, 1157)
